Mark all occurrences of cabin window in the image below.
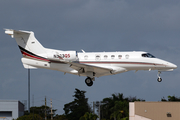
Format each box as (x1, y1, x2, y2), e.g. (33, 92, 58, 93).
(125, 55, 129, 59)
(84, 55, 88, 60)
(118, 55, 122, 59)
(95, 55, 101, 60)
(104, 55, 108, 59)
(111, 55, 115, 59)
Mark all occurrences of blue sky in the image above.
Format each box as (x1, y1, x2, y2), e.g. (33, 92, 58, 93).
(0, 0, 180, 114)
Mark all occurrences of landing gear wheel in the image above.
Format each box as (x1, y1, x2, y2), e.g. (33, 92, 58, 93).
(157, 77, 162, 82)
(157, 71, 162, 82)
(85, 77, 93, 87)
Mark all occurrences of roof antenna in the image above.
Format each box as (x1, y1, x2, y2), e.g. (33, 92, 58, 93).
(81, 49, 85, 53)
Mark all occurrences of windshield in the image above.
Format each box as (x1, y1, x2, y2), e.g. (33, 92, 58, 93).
(142, 53, 156, 58)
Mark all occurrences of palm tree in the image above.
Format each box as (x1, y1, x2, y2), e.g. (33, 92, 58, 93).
(79, 112, 98, 120)
(101, 93, 127, 120)
(110, 101, 127, 120)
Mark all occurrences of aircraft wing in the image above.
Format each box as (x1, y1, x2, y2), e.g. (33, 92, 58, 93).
(65, 61, 127, 77)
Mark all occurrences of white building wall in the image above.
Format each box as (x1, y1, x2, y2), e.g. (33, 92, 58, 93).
(129, 102, 135, 120)
(129, 102, 151, 120)
(134, 115, 151, 120)
(0, 100, 24, 120)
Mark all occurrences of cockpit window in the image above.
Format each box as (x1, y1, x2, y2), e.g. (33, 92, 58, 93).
(142, 53, 155, 58)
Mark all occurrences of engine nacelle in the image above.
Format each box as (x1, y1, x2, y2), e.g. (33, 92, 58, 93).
(47, 51, 77, 62)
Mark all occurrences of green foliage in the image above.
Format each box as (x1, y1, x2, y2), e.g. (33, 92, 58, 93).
(17, 114, 43, 120)
(63, 88, 91, 120)
(161, 97, 167, 101)
(30, 105, 56, 119)
(168, 95, 180, 101)
(161, 95, 180, 101)
(54, 114, 68, 120)
(110, 101, 129, 120)
(17, 106, 57, 120)
(121, 117, 129, 120)
(97, 93, 144, 120)
(79, 112, 98, 120)
(18, 89, 180, 120)
(23, 110, 29, 115)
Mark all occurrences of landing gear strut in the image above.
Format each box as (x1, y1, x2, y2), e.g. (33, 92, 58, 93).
(85, 77, 93, 87)
(157, 71, 162, 82)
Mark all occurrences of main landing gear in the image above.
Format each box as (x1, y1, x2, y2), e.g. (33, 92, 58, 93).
(157, 71, 162, 82)
(85, 77, 94, 87)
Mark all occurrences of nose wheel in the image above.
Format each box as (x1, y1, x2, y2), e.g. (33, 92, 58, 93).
(85, 77, 93, 87)
(157, 71, 162, 82)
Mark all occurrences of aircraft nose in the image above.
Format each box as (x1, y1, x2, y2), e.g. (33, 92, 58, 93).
(166, 62, 177, 69)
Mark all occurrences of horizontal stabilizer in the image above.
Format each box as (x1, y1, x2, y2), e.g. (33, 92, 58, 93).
(23, 64, 37, 69)
(4, 29, 14, 38)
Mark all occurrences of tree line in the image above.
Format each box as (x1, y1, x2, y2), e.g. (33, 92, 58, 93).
(17, 88, 180, 120)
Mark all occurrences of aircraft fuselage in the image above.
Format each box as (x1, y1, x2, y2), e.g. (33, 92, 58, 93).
(5, 29, 177, 86)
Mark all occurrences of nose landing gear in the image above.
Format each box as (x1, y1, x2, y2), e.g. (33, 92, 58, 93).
(157, 71, 162, 82)
(85, 77, 94, 87)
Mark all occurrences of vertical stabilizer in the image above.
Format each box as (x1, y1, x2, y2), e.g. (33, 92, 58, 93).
(5, 29, 46, 56)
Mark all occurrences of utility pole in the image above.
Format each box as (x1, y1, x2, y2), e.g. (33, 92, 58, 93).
(45, 96, 47, 120)
(93, 101, 95, 114)
(32, 95, 34, 120)
(51, 99, 53, 120)
(99, 101, 101, 120)
(28, 68, 30, 113)
(32, 95, 34, 107)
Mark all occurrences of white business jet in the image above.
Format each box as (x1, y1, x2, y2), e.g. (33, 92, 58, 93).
(5, 29, 177, 86)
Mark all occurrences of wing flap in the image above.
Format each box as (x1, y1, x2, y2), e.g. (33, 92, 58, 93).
(67, 61, 127, 77)
(68, 62, 112, 77)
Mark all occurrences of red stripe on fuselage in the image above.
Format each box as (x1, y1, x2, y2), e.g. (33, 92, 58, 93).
(21, 50, 50, 62)
(79, 61, 164, 66)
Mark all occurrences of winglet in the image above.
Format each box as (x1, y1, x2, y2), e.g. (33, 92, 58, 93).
(4, 29, 14, 38)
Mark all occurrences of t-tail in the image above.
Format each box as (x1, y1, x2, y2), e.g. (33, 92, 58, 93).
(5, 29, 46, 55)
(5, 29, 50, 68)
(5, 29, 77, 69)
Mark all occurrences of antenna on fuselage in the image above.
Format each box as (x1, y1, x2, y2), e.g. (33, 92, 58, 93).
(81, 49, 85, 53)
